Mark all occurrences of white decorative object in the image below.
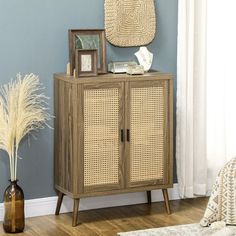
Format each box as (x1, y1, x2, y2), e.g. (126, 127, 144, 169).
(81, 55, 92, 72)
(134, 47, 153, 72)
(108, 61, 137, 74)
(66, 62, 71, 75)
(126, 65, 144, 75)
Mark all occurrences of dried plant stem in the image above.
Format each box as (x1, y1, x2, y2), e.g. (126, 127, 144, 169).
(14, 148, 18, 182)
(9, 155, 13, 181)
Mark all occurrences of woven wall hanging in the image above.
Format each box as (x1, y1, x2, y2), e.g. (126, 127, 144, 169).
(104, 0, 156, 47)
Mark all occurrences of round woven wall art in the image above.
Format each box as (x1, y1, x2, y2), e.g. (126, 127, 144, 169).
(105, 0, 156, 47)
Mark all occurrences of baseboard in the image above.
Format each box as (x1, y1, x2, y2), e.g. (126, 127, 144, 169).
(0, 184, 179, 221)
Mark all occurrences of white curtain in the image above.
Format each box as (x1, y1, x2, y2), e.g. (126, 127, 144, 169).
(177, 0, 236, 198)
(207, 0, 236, 188)
(176, 0, 208, 198)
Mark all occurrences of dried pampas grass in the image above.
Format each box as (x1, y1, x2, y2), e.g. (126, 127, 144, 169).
(0, 73, 51, 181)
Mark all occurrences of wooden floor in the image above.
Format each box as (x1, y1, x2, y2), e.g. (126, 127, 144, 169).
(0, 197, 208, 236)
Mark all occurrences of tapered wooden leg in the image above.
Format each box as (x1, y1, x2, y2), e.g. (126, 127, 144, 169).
(55, 192, 64, 215)
(162, 189, 171, 214)
(72, 199, 80, 227)
(147, 191, 152, 204)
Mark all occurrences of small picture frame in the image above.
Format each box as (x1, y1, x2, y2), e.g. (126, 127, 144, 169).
(75, 49, 97, 77)
(69, 29, 107, 75)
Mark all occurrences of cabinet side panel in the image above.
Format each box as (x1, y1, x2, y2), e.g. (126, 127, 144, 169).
(54, 78, 59, 187)
(168, 79, 174, 185)
(54, 79, 65, 189)
(54, 80, 74, 194)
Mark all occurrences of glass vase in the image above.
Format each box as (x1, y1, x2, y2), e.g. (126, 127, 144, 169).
(3, 180, 25, 233)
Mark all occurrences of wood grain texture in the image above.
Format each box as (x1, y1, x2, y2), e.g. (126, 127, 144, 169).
(55, 192, 64, 215)
(72, 83, 79, 195)
(54, 72, 174, 226)
(54, 72, 173, 84)
(168, 79, 174, 185)
(72, 199, 80, 227)
(162, 189, 171, 214)
(54, 79, 59, 188)
(0, 198, 208, 236)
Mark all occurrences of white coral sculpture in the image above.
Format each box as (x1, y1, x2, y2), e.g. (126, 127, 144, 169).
(0, 73, 51, 181)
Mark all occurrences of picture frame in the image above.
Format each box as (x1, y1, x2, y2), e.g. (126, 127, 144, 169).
(75, 49, 97, 77)
(69, 29, 107, 75)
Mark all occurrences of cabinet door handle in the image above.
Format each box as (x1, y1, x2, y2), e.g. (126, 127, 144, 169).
(121, 129, 124, 142)
(127, 129, 130, 142)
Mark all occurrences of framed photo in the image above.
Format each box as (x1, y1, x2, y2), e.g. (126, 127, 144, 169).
(75, 49, 97, 77)
(69, 29, 107, 75)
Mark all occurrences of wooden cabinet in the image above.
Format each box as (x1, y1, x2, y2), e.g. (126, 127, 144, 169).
(54, 72, 173, 226)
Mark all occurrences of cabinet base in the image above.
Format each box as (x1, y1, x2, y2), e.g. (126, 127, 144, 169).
(55, 189, 171, 227)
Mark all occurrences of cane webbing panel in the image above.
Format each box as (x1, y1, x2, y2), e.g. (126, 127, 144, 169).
(130, 86, 166, 183)
(105, 0, 156, 47)
(84, 88, 120, 187)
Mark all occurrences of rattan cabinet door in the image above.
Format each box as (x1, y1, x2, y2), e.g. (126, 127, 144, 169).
(83, 83, 125, 193)
(125, 80, 170, 188)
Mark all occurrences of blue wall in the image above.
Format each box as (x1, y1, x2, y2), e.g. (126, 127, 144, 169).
(0, 0, 178, 201)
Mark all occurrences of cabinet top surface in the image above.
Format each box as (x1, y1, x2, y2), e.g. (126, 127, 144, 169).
(54, 71, 173, 84)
